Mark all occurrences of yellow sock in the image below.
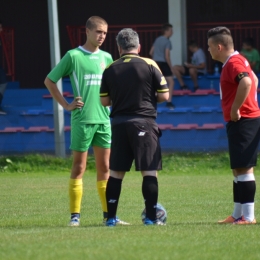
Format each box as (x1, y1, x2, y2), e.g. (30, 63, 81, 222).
(69, 178, 83, 214)
(97, 180, 108, 214)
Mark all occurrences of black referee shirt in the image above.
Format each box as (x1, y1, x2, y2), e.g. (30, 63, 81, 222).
(100, 53, 169, 119)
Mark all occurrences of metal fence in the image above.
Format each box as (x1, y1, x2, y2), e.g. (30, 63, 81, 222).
(66, 24, 162, 60)
(0, 27, 15, 81)
(67, 21, 260, 73)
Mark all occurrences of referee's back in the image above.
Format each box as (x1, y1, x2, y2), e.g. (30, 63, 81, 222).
(101, 53, 167, 119)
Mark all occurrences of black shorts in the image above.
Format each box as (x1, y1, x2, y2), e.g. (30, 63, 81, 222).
(183, 66, 204, 77)
(156, 62, 172, 77)
(226, 117, 260, 169)
(110, 117, 162, 171)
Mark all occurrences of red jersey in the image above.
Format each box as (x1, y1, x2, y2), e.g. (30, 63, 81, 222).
(220, 51, 260, 122)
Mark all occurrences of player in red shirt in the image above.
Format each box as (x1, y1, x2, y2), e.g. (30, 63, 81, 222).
(207, 26, 260, 224)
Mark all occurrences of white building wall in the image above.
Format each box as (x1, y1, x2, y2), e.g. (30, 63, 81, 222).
(168, 0, 187, 65)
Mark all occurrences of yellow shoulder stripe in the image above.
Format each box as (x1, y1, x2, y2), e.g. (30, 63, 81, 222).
(105, 58, 120, 69)
(136, 57, 163, 73)
(100, 93, 109, 97)
(157, 89, 169, 93)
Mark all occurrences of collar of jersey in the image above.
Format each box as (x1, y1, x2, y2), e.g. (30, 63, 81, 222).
(121, 53, 140, 58)
(78, 46, 99, 54)
(222, 51, 239, 67)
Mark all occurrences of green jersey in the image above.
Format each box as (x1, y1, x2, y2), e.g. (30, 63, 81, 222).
(241, 48, 260, 72)
(47, 46, 113, 125)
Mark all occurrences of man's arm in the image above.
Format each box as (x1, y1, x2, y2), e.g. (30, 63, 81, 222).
(149, 46, 154, 57)
(100, 96, 111, 106)
(231, 76, 252, 121)
(165, 49, 174, 72)
(44, 77, 83, 111)
(157, 92, 169, 103)
(185, 62, 205, 69)
(252, 70, 259, 88)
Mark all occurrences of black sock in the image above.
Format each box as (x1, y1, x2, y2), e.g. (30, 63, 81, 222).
(71, 213, 80, 219)
(233, 181, 240, 203)
(238, 181, 256, 204)
(142, 176, 158, 221)
(106, 176, 122, 219)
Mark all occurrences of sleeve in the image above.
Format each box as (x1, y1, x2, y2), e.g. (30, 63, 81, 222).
(47, 52, 73, 83)
(252, 49, 260, 63)
(152, 64, 169, 93)
(196, 49, 206, 65)
(229, 58, 250, 83)
(165, 40, 172, 50)
(100, 69, 110, 97)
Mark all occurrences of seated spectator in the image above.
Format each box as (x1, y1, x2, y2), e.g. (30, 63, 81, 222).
(0, 20, 7, 115)
(240, 37, 260, 73)
(172, 41, 206, 92)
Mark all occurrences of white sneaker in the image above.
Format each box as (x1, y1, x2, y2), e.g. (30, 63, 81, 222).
(115, 217, 130, 225)
(69, 217, 80, 226)
(103, 216, 130, 225)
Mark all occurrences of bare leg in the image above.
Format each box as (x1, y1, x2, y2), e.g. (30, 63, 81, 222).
(69, 151, 88, 218)
(93, 146, 110, 216)
(189, 68, 198, 90)
(172, 65, 185, 87)
(93, 146, 110, 181)
(70, 151, 88, 179)
(165, 76, 174, 102)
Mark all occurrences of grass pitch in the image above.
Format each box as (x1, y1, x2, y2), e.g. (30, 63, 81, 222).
(0, 153, 260, 260)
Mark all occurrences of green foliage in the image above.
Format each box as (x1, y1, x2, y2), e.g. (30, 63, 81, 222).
(0, 153, 96, 173)
(0, 152, 233, 175)
(0, 158, 13, 172)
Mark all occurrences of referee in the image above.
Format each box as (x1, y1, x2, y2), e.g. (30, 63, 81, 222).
(208, 27, 260, 224)
(100, 28, 169, 226)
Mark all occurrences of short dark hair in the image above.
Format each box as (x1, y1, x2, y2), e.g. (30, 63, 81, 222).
(86, 16, 107, 30)
(116, 28, 139, 51)
(162, 23, 172, 33)
(243, 37, 254, 47)
(207, 26, 233, 48)
(188, 40, 198, 48)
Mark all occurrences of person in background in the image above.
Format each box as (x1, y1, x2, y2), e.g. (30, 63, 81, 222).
(241, 37, 260, 74)
(172, 41, 207, 92)
(0, 20, 7, 115)
(149, 23, 175, 109)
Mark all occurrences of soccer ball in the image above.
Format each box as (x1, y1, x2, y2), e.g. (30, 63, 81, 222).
(141, 203, 167, 223)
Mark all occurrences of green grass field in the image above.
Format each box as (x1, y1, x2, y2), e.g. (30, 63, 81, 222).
(1, 153, 260, 260)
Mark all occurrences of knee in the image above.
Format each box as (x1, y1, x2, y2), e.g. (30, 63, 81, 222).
(172, 66, 178, 74)
(98, 162, 109, 174)
(189, 68, 197, 76)
(72, 162, 86, 175)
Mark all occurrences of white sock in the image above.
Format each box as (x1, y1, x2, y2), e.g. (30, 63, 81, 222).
(242, 203, 255, 222)
(237, 173, 255, 222)
(232, 203, 242, 219)
(237, 173, 255, 182)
